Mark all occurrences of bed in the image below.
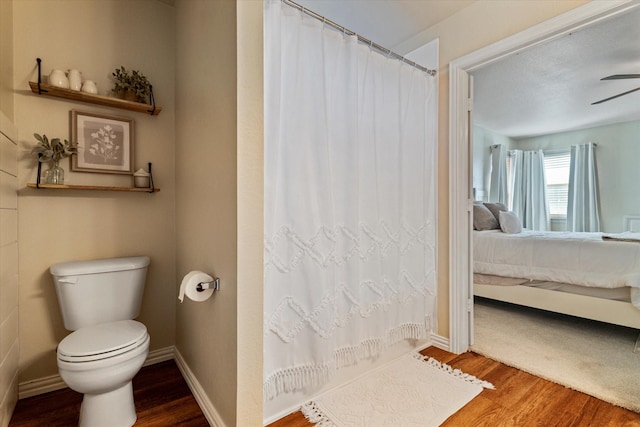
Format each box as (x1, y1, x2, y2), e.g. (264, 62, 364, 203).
(473, 229, 640, 329)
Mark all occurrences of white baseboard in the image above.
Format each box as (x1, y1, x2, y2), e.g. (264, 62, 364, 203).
(174, 349, 227, 427)
(18, 374, 66, 400)
(430, 334, 450, 352)
(144, 346, 175, 366)
(18, 346, 177, 399)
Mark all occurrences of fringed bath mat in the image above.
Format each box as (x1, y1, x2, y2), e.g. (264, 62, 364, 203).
(301, 353, 493, 427)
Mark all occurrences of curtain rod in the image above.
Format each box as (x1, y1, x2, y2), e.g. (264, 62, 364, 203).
(281, 0, 437, 77)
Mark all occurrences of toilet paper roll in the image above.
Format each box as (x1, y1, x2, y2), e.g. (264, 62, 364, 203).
(178, 271, 215, 303)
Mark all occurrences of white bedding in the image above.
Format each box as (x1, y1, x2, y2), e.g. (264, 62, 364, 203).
(473, 230, 640, 290)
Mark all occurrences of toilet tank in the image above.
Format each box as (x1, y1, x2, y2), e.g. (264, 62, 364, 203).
(50, 256, 150, 331)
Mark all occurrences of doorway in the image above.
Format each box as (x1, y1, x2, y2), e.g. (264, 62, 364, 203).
(448, 0, 640, 353)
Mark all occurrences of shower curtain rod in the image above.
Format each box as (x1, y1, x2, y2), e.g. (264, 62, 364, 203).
(281, 0, 437, 77)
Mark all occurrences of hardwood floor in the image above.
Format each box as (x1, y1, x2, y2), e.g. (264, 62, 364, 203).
(268, 346, 640, 427)
(9, 360, 209, 427)
(9, 350, 640, 426)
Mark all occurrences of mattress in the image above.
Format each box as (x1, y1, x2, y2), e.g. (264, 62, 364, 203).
(473, 229, 640, 289)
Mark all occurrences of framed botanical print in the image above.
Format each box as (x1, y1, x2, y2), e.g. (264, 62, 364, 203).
(70, 110, 134, 174)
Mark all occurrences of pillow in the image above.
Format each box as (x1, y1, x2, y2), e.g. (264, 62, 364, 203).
(473, 203, 499, 230)
(499, 211, 522, 234)
(484, 202, 507, 222)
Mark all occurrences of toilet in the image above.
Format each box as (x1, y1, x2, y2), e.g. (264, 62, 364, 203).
(50, 256, 151, 427)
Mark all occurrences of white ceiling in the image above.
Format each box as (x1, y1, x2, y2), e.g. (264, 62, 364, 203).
(294, 0, 473, 51)
(292, 1, 640, 140)
(471, 6, 640, 139)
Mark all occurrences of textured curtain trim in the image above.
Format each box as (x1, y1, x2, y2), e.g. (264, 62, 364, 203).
(264, 318, 432, 400)
(413, 353, 495, 390)
(301, 400, 336, 427)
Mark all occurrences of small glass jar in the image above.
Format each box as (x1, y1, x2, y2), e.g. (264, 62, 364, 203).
(45, 160, 64, 185)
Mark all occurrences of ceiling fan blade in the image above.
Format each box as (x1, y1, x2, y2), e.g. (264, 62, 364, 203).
(601, 74, 640, 80)
(592, 86, 640, 105)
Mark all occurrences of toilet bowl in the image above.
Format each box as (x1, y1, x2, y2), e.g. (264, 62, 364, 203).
(51, 255, 151, 427)
(57, 320, 150, 427)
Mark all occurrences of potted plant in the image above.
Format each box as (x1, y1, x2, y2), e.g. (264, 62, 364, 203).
(111, 66, 151, 103)
(31, 133, 76, 185)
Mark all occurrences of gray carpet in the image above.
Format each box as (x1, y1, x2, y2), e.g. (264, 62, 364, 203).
(471, 297, 640, 412)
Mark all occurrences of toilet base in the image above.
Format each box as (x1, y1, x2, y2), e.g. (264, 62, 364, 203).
(79, 381, 136, 427)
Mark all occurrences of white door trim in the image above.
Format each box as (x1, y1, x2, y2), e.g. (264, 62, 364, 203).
(448, 0, 638, 353)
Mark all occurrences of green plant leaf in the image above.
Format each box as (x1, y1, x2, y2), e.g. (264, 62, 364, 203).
(32, 133, 76, 163)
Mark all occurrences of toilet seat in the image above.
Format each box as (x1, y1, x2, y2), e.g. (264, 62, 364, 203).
(58, 320, 148, 363)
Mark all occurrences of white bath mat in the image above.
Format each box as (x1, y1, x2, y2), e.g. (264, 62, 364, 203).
(301, 353, 493, 427)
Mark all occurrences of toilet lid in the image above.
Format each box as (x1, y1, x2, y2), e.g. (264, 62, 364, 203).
(57, 320, 148, 362)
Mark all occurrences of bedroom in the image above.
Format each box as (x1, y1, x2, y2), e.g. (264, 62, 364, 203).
(471, 6, 640, 234)
(465, 2, 640, 410)
(468, 3, 640, 315)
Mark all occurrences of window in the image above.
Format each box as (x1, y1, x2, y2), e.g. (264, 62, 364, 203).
(543, 149, 571, 219)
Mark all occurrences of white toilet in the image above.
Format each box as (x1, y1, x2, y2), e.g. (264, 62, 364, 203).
(51, 256, 151, 427)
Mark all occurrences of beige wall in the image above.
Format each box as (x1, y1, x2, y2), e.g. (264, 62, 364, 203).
(175, 0, 239, 425)
(236, 0, 264, 424)
(397, 0, 589, 337)
(0, 112, 19, 427)
(13, 0, 176, 382)
(1, 3, 18, 426)
(1, 0, 13, 122)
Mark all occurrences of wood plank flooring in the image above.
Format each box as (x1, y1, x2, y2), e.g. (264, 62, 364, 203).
(268, 346, 640, 427)
(9, 360, 209, 427)
(9, 350, 640, 426)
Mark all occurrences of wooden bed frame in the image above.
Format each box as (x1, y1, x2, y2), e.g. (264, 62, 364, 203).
(474, 283, 640, 330)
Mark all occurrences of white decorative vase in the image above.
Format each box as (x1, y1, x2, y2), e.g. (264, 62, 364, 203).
(68, 69, 82, 91)
(49, 69, 69, 89)
(81, 80, 98, 94)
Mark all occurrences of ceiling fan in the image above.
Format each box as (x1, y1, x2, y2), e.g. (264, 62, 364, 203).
(592, 74, 640, 105)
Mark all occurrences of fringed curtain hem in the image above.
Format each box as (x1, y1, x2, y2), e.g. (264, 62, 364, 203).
(264, 319, 432, 400)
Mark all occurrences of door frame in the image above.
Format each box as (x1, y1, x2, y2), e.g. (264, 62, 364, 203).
(448, 0, 638, 353)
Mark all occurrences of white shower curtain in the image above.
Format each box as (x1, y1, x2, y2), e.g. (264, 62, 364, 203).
(567, 143, 600, 232)
(509, 149, 549, 230)
(264, 0, 437, 400)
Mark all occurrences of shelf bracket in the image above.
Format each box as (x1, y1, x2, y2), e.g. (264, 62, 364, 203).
(148, 85, 156, 115)
(36, 58, 44, 94)
(36, 160, 42, 189)
(148, 162, 155, 193)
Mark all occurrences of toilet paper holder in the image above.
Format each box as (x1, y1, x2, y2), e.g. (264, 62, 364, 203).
(196, 277, 220, 292)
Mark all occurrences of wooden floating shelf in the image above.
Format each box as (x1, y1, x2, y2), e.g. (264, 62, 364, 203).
(29, 82, 162, 116)
(27, 183, 160, 193)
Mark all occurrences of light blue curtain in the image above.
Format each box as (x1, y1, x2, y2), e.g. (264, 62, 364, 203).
(567, 143, 600, 232)
(509, 149, 549, 230)
(488, 144, 507, 204)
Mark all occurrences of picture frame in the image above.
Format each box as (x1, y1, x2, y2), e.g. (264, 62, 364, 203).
(70, 110, 134, 174)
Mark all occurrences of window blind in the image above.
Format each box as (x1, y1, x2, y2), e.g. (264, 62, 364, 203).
(544, 149, 571, 218)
